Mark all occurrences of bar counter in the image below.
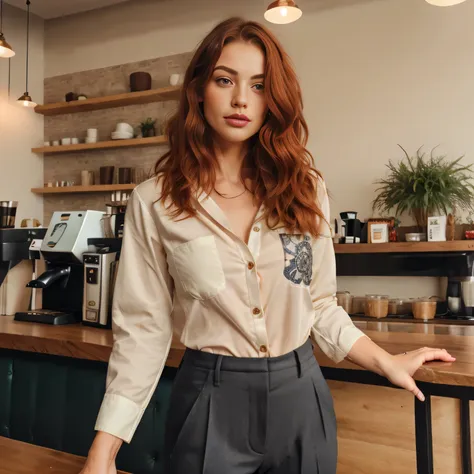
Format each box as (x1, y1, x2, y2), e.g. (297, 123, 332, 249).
(0, 316, 473, 385)
(1, 316, 473, 473)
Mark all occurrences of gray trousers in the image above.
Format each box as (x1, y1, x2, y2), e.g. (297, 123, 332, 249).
(164, 338, 337, 474)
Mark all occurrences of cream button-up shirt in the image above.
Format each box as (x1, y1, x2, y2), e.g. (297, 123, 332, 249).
(95, 176, 368, 442)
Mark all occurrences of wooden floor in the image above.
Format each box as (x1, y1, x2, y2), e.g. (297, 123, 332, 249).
(0, 436, 129, 474)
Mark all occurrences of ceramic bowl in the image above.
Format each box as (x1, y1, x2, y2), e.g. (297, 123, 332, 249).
(115, 122, 134, 134)
(405, 233, 427, 242)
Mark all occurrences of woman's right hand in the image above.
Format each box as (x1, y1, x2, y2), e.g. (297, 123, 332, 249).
(79, 431, 123, 474)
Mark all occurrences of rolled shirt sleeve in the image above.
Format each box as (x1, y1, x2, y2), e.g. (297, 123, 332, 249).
(94, 187, 174, 443)
(310, 180, 369, 363)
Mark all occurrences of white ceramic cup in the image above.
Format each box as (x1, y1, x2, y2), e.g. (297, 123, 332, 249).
(52, 140, 60, 146)
(61, 138, 71, 145)
(87, 128, 98, 137)
(71, 138, 79, 144)
(43, 141, 51, 147)
(169, 73, 180, 86)
(85, 137, 98, 144)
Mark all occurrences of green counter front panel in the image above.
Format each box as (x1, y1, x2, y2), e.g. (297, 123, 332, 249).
(0, 348, 177, 474)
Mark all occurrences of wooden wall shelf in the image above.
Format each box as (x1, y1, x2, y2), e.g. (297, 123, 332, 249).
(334, 241, 474, 254)
(32, 135, 167, 154)
(34, 86, 181, 116)
(31, 184, 136, 195)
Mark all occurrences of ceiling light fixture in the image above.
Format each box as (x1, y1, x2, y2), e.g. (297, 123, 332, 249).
(0, 0, 15, 58)
(17, 0, 36, 108)
(425, 0, 466, 6)
(264, 0, 302, 25)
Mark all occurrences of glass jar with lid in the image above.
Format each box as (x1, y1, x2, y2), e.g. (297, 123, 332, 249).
(352, 296, 366, 314)
(336, 291, 353, 313)
(365, 294, 389, 318)
(412, 297, 437, 320)
(388, 298, 411, 315)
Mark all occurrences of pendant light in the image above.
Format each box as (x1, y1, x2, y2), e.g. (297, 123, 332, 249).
(0, 0, 15, 58)
(264, 0, 302, 24)
(17, 0, 36, 108)
(425, 0, 466, 5)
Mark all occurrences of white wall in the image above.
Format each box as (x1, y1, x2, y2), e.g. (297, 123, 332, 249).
(45, 0, 474, 298)
(0, 3, 44, 225)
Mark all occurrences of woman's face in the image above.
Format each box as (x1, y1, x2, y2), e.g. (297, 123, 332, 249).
(202, 41, 268, 146)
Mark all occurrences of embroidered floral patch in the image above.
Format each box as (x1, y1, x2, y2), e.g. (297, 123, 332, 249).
(279, 234, 313, 286)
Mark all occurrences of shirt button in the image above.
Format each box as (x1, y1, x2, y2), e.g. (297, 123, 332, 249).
(259, 345, 267, 353)
(253, 226, 260, 232)
(247, 262, 255, 270)
(253, 307, 261, 315)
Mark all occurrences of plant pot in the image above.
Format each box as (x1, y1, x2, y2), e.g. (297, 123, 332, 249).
(130, 72, 152, 92)
(411, 208, 428, 233)
(142, 128, 155, 137)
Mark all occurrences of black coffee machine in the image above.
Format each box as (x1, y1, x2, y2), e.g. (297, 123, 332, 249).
(446, 277, 474, 318)
(0, 228, 47, 289)
(339, 211, 362, 244)
(14, 210, 104, 325)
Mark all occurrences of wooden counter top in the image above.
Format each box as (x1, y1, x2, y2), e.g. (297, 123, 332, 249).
(334, 240, 474, 253)
(1, 316, 473, 387)
(0, 436, 129, 474)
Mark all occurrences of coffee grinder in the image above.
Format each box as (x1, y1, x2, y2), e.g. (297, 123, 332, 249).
(83, 238, 122, 328)
(340, 211, 362, 244)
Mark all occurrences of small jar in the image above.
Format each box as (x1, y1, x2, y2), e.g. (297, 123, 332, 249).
(412, 298, 437, 320)
(365, 294, 389, 318)
(389, 298, 411, 315)
(352, 296, 366, 314)
(336, 291, 353, 313)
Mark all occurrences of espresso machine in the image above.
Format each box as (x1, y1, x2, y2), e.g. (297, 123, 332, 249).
(83, 238, 122, 328)
(14, 210, 105, 325)
(0, 228, 45, 287)
(0, 228, 47, 313)
(0, 200, 47, 314)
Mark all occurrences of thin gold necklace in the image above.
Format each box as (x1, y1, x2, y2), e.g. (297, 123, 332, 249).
(214, 187, 247, 199)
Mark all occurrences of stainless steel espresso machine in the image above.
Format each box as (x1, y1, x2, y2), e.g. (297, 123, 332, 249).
(14, 210, 104, 325)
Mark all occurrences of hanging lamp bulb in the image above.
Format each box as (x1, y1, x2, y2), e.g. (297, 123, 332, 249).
(0, 0, 15, 58)
(17, 92, 36, 107)
(425, 0, 466, 5)
(264, 0, 302, 24)
(17, 0, 36, 108)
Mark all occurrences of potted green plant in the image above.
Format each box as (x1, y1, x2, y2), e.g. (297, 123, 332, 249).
(372, 145, 474, 231)
(139, 117, 157, 137)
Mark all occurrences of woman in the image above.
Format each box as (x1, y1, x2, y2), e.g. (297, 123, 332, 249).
(81, 17, 455, 474)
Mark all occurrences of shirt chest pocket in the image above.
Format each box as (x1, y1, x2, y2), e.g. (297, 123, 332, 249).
(279, 233, 313, 287)
(172, 235, 226, 300)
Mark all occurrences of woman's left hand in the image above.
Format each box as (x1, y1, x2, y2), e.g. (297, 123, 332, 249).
(382, 347, 456, 402)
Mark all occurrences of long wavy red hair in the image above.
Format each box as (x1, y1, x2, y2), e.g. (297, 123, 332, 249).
(155, 17, 326, 237)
